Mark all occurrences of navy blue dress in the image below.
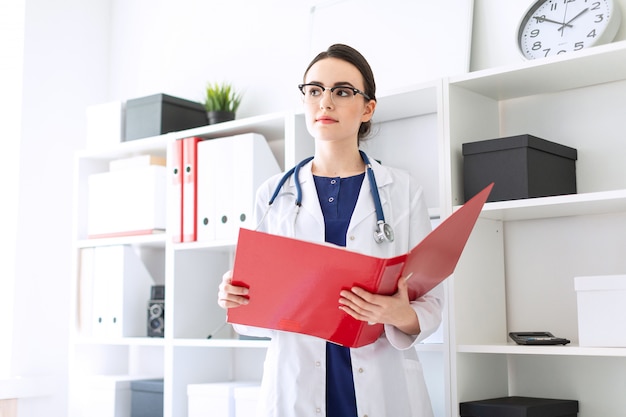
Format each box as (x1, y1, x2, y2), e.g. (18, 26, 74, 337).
(313, 173, 365, 417)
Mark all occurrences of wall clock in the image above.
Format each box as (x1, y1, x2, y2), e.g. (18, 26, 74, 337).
(518, 0, 622, 60)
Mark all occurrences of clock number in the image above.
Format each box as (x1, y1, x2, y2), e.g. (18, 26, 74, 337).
(588, 28, 597, 38)
(574, 41, 584, 50)
(595, 13, 604, 23)
(532, 41, 543, 51)
(591, 1, 601, 10)
(530, 29, 540, 38)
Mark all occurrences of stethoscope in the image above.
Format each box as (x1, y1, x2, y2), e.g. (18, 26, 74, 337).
(259, 150, 394, 244)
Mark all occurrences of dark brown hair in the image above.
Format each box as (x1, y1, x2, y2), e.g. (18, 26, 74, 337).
(303, 44, 377, 140)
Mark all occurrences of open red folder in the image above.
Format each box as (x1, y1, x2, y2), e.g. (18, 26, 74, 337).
(227, 183, 493, 347)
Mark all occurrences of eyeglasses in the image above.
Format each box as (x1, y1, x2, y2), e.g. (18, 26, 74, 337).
(298, 83, 371, 106)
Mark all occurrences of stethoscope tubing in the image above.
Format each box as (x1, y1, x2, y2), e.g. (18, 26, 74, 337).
(262, 151, 393, 243)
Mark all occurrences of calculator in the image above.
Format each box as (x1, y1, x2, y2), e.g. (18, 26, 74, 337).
(509, 331, 571, 345)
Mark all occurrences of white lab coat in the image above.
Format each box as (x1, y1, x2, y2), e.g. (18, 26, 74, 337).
(235, 154, 444, 417)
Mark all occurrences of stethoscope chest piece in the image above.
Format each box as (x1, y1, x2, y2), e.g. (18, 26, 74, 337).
(374, 221, 394, 243)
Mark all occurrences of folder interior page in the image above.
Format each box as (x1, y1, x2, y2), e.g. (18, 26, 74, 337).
(228, 183, 493, 347)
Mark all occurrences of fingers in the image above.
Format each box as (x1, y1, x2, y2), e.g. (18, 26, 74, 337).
(217, 270, 250, 309)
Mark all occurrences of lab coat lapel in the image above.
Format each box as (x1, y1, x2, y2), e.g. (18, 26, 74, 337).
(285, 160, 325, 236)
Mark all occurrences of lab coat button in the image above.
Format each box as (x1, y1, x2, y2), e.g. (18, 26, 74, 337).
(315, 361, 321, 367)
(316, 407, 321, 413)
(349, 235, 355, 241)
(358, 367, 364, 373)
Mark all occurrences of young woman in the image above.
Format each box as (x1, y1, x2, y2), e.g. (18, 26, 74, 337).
(218, 44, 444, 417)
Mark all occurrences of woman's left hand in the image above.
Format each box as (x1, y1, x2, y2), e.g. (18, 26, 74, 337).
(338, 275, 421, 335)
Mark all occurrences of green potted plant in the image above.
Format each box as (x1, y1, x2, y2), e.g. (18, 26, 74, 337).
(203, 82, 243, 125)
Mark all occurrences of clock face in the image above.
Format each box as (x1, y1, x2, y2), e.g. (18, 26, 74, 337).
(518, 0, 622, 60)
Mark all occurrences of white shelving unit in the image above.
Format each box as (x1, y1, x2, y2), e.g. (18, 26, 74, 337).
(69, 82, 446, 417)
(448, 40, 626, 416)
(70, 40, 626, 417)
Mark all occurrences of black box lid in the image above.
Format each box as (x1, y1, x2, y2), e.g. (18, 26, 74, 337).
(460, 396, 579, 417)
(127, 93, 204, 111)
(462, 135, 577, 161)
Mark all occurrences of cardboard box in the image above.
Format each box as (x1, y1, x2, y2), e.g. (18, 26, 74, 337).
(575, 274, 626, 347)
(460, 396, 578, 417)
(125, 93, 207, 141)
(87, 165, 166, 238)
(462, 134, 577, 202)
(130, 379, 163, 417)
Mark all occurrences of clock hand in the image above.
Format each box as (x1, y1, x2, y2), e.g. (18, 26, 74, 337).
(558, 7, 589, 32)
(533, 16, 573, 27)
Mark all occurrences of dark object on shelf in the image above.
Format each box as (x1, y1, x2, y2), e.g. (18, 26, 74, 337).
(147, 285, 165, 338)
(207, 110, 235, 125)
(125, 93, 207, 141)
(509, 331, 570, 345)
(462, 134, 577, 202)
(460, 396, 578, 417)
(130, 379, 164, 417)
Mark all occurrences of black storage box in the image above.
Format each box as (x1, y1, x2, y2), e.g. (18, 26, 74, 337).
(462, 135, 577, 202)
(125, 93, 207, 141)
(460, 396, 579, 417)
(130, 378, 164, 417)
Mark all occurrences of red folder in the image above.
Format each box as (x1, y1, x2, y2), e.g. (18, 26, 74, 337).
(182, 137, 201, 242)
(170, 139, 184, 243)
(228, 183, 493, 348)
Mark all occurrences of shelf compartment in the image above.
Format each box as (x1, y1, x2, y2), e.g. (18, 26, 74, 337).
(449, 41, 626, 100)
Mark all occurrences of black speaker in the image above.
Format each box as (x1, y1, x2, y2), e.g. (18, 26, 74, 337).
(147, 300, 164, 337)
(147, 285, 165, 337)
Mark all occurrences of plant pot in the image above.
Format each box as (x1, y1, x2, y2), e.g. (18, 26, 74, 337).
(207, 110, 235, 125)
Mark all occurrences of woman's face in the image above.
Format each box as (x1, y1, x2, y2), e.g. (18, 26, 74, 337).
(302, 57, 375, 145)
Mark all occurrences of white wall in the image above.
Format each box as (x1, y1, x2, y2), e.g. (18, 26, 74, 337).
(12, 1, 110, 415)
(0, 0, 25, 382)
(470, 0, 626, 71)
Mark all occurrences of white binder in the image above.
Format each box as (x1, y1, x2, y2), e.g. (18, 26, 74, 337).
(90, 245, 154, 339)
(196, 133, 281, 242)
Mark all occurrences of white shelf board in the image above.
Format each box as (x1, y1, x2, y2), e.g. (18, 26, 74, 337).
(458, 343, 626, 357)
(171, 238, 236, 252)
(476, 189, 626, 221)
(73, 336, 166, 347)
(168, 111, 288, 142)
(172, 338, 270, 348)
(77, 134, 170, 160)
(76, 232, 167, 249)
(450, 40, 626, 100)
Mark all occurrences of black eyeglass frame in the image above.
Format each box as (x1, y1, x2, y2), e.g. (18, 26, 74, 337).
(298, 83, 372, 101)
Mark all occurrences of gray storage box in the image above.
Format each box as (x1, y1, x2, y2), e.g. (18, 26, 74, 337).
(125, 93, 207, 141)
(460, 396, 578, 417)
(130, 379, 163, 417)
(462, 134, 577, 202)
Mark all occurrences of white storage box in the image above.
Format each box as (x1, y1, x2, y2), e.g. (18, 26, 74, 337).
(234, 384, 261, 417)
(87, 165, 166, 238)
(71, 375, 156, 417)
(187, 382, 258, 417)
(575, 274, 626, 347)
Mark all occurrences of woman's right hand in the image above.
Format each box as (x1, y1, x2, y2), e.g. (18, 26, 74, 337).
(217, 270, 250, 309)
